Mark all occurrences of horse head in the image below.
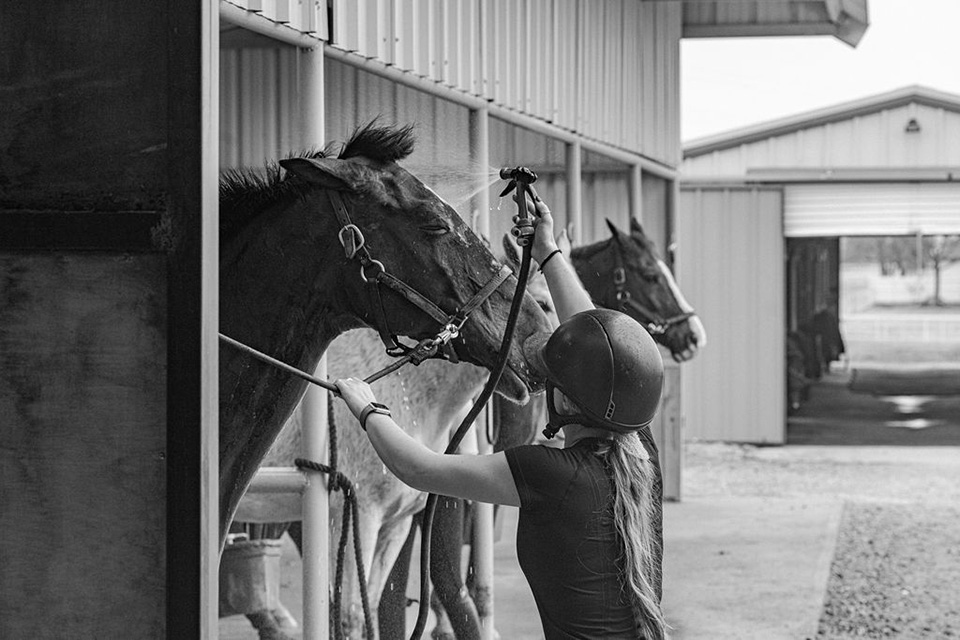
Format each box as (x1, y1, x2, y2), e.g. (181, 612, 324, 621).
(572, 218, 706, 362)
(278, 123, 550, 402)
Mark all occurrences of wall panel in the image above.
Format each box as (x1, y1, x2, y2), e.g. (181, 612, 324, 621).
(678, 187, 786, 443)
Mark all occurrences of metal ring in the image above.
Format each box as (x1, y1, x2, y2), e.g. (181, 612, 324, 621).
(613, 267, 626, 286)
(338, 224, 365, 258)
(360, 259, 385, 283)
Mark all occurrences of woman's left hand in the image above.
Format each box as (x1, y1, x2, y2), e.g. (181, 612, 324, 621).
(334, 377, 378, 420)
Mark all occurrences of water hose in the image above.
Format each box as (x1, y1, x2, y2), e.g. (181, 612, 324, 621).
(408, 167, 538, 639)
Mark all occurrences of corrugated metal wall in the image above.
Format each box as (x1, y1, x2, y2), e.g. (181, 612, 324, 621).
(678, 186, 785, 443)
(226, 0, 682, 166)
(219, 49, 651, 248)
(682, 102, 960, 177)
(785, 182, 960, 236)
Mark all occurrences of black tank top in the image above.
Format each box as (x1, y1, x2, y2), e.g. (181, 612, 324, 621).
(505, 438, 641, 639)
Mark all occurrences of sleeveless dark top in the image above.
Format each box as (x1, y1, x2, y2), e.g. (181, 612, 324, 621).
(504, 438, 642, 639)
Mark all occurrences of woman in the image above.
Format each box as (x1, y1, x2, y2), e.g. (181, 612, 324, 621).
(336, 196, 667, 639)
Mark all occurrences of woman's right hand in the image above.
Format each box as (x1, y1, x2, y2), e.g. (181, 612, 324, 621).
(514, 188, 558, 264)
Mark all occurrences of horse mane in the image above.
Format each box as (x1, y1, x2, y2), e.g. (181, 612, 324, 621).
(570, 235, 615, 261)
(219, 121, 417, 242)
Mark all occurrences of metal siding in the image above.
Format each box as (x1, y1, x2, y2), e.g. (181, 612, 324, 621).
(684, 103, 960, 177)
(785, 183, 960, 236)
(678, 187, 785, 443)
(223, 0, 683, 167)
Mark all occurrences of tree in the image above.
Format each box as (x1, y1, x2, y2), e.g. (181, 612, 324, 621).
(925, 235, 960, 306)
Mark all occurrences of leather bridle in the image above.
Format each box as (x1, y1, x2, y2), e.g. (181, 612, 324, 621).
(328, 191, 511, 362)
(607, 242, 695, 337)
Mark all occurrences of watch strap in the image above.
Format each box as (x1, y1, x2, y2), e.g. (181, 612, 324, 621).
(359, 402, 391, 431)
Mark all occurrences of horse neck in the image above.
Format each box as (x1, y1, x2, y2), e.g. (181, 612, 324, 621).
(220, 193, 355, 368)
(218, 193, 362, 539)
(569, 241, 612, 303)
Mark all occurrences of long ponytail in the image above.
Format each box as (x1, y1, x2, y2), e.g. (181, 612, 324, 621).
(596, 434, 666, 639)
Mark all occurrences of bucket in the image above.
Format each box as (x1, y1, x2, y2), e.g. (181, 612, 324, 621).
(219, 538, 284, 617)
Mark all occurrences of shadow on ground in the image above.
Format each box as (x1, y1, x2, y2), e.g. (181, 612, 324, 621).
(788, 364, 960, 446)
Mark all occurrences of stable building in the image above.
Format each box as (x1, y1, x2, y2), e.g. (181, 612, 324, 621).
(678, 85, 960, 443)
(1, 1, 868, 637)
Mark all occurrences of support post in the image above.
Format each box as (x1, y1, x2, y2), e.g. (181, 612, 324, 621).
(299, 45, 329, 640)
(469, 106, 497, 639)
(566, 141, 583, 243)
(629, 163, 644, 224)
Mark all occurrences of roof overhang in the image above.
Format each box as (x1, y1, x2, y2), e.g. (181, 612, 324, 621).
(683, 85, 960, 157)
(681, 0, 869, 47)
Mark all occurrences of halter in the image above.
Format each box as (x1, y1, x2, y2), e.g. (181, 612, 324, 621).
(328, 191, 511, 361)
(608, 241, 695, 336)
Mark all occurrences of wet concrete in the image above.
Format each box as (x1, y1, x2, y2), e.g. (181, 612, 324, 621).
(788, 365, 960, 447)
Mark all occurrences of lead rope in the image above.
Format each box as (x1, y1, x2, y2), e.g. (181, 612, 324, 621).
(295, 401, 375, 640)
(409, 171, 537, 640)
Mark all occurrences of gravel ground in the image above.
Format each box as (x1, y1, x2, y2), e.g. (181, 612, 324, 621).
(818, 503, 960, 638)
(683, 443, 960, 639)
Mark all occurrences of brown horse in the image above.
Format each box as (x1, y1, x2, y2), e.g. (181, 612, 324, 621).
(218, 122, 551, 550)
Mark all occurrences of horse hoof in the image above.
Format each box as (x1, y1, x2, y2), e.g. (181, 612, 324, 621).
(271, 603, 299, 629)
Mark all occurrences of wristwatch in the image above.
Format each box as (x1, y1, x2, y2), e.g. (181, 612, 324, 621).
(359, 402, 392, 431)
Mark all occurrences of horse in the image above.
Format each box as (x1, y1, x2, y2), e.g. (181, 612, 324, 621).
(228, 232, 557, 639)
(218, 121, 552, 551)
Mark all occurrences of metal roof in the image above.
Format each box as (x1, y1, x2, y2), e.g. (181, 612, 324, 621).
(683, 85, 960, 159)
(681, 0, 869, 47)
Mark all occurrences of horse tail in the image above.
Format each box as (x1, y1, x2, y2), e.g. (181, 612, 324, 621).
(605, 433, 667, 640)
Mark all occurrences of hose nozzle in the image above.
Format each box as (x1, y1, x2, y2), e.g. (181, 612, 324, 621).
(499, 166, 538, 184)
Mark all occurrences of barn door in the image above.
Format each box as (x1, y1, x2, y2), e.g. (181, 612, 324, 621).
(677, 186, 785, 443)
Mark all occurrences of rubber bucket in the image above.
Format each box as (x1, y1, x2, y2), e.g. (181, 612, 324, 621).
(219, 538, 284, 617)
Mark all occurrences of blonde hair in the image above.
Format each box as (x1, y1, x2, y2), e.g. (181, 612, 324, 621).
(595, 434, 666, 640)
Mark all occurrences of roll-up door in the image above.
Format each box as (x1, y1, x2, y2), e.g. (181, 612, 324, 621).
(785, 182, 960, 237)
(677, 186, 785, 443)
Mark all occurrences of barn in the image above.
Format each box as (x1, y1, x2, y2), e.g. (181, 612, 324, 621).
(1, 1, 867, 637)
(679, 84, 960, 443)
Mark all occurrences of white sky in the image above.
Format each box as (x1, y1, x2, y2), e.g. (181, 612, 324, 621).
(680, 0, 960, 142)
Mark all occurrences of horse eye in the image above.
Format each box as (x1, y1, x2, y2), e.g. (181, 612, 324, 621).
(640, 268, 660, 282)
(419, 224, 450, 236)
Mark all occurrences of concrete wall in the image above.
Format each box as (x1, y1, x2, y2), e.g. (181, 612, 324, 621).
(1, 2, 218, 637)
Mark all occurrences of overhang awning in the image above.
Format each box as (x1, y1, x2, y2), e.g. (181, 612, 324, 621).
(681, 0, 869, 47)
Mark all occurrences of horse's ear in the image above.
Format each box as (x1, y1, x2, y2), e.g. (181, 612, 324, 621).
(629, 216, 647, 237)
(279, 157, 364, 191)
(605, 218, 625, 240)
(501, 233, 521, 269)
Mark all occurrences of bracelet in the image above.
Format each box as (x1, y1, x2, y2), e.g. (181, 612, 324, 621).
(538, 248, 562, 272)
(359, 402, 391, 431)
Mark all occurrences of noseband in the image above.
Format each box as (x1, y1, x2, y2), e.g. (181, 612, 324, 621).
(329, 191, 511, 361)
(608, 243, 694, 337)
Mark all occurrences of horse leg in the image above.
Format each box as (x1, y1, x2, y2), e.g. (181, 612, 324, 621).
(430, 497, 481, 640)
(379, 512, 419, 640)
(336, 505, 385, 639)
(359, 515, 418, 640)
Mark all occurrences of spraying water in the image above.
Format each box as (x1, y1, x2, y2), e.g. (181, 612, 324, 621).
(407, 162, 504, 222)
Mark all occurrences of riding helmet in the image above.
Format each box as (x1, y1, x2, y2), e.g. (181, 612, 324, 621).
(523, 308, 663, 438)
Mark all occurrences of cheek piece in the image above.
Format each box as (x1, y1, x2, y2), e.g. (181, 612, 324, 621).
(542, 381, 589, 439)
